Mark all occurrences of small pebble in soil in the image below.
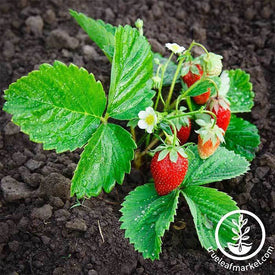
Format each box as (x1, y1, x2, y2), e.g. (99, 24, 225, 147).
(46, 29, 79, 50)
(25, 159, 44, 171)
(12, 152, 27, 166)
(4, 122, 20, 135)
(44, 9, 56, 24)
(50, 196, 65, 208)
(41, 172, 70, 200)
(65, 218, 87, 232)
(31, 204, 53, 220)
(1, 176, 34, 202)
(54, 209, 71, 222)
(25, 16, 44, 37)
(82, 45, 100, 62)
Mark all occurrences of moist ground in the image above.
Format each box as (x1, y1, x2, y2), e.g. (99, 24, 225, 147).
(0, 0, 274, 274)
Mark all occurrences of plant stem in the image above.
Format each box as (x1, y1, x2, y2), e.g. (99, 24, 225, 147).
(186, 97, 193, 112)
(154, 53, 174, 110)
(130, 126, 136, 142)
(164, 57, 185, 111)
(170, 122, 177, 147)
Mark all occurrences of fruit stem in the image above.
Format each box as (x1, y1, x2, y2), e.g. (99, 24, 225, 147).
(191, 41, 209, 55)
(167, 109, 217, 124)
(169, 121, 177, 147)
(154, 53, 174, 110)
(140, 133, 164, 156)
(206, 77, 220, 97)
(164, 57, 185, 111)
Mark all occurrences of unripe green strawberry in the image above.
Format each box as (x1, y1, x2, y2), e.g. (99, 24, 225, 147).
(151, 151, 188, 196)
(204, 53, 223, 76)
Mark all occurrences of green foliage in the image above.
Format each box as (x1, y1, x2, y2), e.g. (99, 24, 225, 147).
(223, 114, 260, 161)
(3, 61, 106, 153)
(182, 186, 239, 249)
(153, 53, 179, 86)
(71, 123, 136, 198)
(120, 183, 180, 260)
(226, 69, 254, 113)
(182, 145, 250, 187)
(186, 76, 220, 97)
(70, 10, 116, 60)
(107, 25, 155, 120)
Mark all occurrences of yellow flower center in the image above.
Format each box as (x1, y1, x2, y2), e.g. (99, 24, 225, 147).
(145, 114, 155, 125)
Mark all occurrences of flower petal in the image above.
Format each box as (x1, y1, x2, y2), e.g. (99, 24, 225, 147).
(138, 111, 147, 119)
(138, 120, 147, 129)
(146, 125, 154, 133)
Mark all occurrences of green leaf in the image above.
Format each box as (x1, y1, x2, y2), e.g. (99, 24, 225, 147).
(182, 186, 239, 249)
(182, 145, 250, 187)
(120, 183, 180, 260)
(153, 53, 180, 86)
(226, 69, 254, 113)
(3, 61, 106, 153)
(187, 76, 220, 97)
(70, 10, 116, 60)
(71, 123, 136, 198)
(107, 25, 154, 120)
(158, 121, 173, 135)
(223, 114, 260, 161)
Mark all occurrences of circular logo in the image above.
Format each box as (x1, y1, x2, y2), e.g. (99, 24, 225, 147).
(215, 210, 266, 261)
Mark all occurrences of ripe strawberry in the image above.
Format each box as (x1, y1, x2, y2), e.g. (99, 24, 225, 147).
(207, 96, 231, 132)
(193, 88, 211, 105)
(151, 151, 188, 196)
(171, 118, 191, 145)
(182, 64, 203, 87)
(197, 135, 220, 159)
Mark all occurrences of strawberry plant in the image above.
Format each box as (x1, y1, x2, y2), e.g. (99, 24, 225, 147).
(2, 10, 260, 260)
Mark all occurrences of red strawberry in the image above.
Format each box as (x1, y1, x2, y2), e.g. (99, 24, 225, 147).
(151, 151, 188, 196)
(171, 118, 191, 145)
(182, 64, 203, 87)
(197, 135, 220, 159)
(207, 96, 231, 132)
(193, 88, 211, 105)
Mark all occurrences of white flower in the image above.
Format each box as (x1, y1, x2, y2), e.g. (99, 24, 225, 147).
(165, 43, 185, 54)
(138, 107, 157, 133)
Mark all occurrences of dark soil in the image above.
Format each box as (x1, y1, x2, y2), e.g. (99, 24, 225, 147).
(0, 0, 274, 274)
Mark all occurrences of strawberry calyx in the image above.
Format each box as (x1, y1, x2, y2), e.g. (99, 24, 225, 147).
(195, 116, 225, 146)
(206, 95, 230, 113)
(152, 144, 188, 164)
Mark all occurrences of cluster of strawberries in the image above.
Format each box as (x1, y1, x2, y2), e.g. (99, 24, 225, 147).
(151, 56, 231, 196)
